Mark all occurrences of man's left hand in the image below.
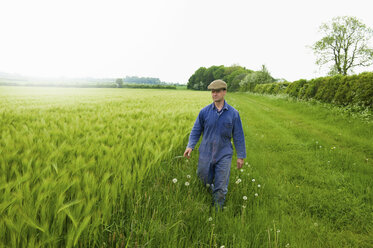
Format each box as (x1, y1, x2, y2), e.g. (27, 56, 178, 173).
(237, 158, 244, 169)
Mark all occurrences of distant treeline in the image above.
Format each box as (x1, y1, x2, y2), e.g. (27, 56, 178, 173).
(123, 76, 162, 84)
(187, 64, 278, 92)
(0, 81, 177, 89)
(252, 72, 373, 109)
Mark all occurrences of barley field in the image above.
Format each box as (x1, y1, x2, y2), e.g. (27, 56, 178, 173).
(0, 86, 372, 247)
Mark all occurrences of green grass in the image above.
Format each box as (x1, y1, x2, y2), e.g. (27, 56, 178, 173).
(0, 87, 372, 247)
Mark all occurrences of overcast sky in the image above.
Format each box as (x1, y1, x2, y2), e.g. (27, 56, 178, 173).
(1, 0, 373, 83)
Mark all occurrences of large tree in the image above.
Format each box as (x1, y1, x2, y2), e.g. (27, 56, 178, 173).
(312, 16, 373, 76)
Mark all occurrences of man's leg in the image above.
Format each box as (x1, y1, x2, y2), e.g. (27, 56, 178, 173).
(212, 155, 232, 209)
(196, 157, 214, 187)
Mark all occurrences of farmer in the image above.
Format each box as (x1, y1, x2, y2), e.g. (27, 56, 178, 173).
(183, 79, 246, 210)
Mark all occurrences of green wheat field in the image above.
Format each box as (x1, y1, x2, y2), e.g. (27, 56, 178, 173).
(1, 86, 372, 247)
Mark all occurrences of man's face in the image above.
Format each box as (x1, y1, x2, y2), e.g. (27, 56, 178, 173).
(211, 88, 226, 102)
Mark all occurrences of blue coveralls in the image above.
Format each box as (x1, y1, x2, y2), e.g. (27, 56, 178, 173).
(186, 100, 246, 208)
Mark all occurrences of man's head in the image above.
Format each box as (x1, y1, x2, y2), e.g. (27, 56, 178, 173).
(208, 79, 227, 102)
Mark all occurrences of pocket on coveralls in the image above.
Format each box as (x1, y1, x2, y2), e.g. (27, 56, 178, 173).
(222, 122, 233, 138)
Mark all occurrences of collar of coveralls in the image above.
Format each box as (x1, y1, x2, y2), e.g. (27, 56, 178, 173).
(211, 99, 229, 111)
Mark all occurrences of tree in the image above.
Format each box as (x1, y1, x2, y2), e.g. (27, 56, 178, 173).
(239, 65, 275, 92)
(115, 78, 124, 88)
(312, 16, 373, 76)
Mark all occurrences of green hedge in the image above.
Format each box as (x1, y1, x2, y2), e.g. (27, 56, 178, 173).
(251, 72, 373, 108)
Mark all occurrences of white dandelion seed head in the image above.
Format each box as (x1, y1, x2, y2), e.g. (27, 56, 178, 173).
(314, 222, 318, 227)
(258, 184, 261, 187)
(254, 193, 258, 197)
(172, 178, 177, 183)
(240, 169, 244, 172)
(208, 217, 213, 222)
(277, 229, 280, 233)
(243, 196, 248, 200)
(235, 178, 242, 184)
(206, 183, 210, 188)
(319, 145, 322, 148)
(242, 205, 246, 209)
(220, 246, 225, 248)
(186, 174, 191, 179)
(185, 182, 190, 186)
(285, 243, 290, 247)
(252, 179, 255, 182)
(245, 162, 248, 165)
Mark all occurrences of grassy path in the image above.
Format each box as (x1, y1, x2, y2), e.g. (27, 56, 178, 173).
(121, 92, 373, 247)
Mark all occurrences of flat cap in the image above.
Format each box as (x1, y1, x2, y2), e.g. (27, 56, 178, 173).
(207, 79, 227, 90)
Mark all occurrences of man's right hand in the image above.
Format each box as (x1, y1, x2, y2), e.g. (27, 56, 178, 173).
(183, 148, 192, 158)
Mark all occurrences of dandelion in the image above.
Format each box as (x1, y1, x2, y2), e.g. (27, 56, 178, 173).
(220, 246, 225, 248)
(240, 169, 244, 172)
(245, 162, 248, 165)
(172, 178, 177, 183)
(242, 205, 246, 209)
(252, 178, 255, 182)
(258, 184, 261, 188)
(243, 196, 248, 200)
(254, 193, 258, 197)
(185, 182, 190, 186)
(235, 178, 242, 184)
(208, 217, 213, 222)
(319, 145, 322, 148)
(316, 141, 318, 144)
(314, 222, 318, 227)
(285, 243, 290, 247)
(186, 174, 191, 179)
(206, 183, 210, 188)
(277, 229, 280, 233)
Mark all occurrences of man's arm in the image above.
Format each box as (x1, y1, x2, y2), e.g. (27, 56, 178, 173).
(184, 110, 204, 158)
(232, 112, 246, 161)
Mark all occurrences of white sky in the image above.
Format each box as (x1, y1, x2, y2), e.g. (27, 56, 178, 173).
(1, 0, 373, 83)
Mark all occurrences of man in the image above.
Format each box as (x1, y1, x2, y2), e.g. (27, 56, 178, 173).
(183, 79, 246, 210)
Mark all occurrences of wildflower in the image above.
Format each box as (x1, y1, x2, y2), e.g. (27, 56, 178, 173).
(235, 178, 242, 184)
(252, 178, 255, 182)
(240, 169, 244, 172)
(172, 178, 177, 183)
(242, 205, 246, 209)
(277, 229, 280, 233)
(206, 183, 210, 188)
(245, 162, 248, 166)
(208, 217, 213, 222)
(258, 184, 261, 187)
(314, 222, 318, 227)
(254, 193, 258, 197)
(285, 243, 290, 247)
(185, 182, 190, 186)
(243, 196, 248, 200)
(316, 141, 318, 144)
(319, 145, 322, 148)
(220, 246, 225, 248)
(186, 174, 191, 179)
